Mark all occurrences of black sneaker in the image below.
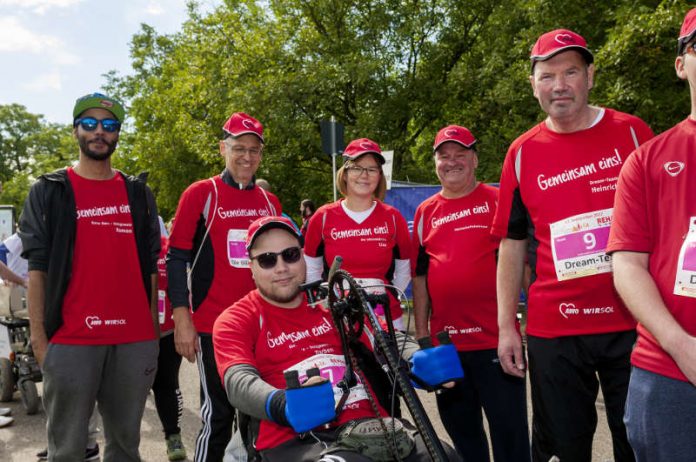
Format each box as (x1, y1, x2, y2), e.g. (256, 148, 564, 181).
(37, 445, 99, 461)
(84, 444, 100, 461)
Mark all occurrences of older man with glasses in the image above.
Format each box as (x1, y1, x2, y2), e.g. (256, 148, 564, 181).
(166, 112, 281, 462)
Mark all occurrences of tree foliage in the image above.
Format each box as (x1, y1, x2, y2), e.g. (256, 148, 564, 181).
(2, 1, 692, 223)
(106, 0, 691, 222)
(0, 104, 75, 217)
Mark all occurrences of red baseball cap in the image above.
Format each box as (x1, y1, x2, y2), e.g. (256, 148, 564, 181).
(433, 125, 477, 151)
(530, 29, 594, 67)
(246, 216, 302, 250)
(678, 8, 696, 55)
(222, 112, 264, 142)
(342, 138, 385, 164)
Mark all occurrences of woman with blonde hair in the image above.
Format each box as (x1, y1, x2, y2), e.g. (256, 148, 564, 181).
(303, 138, 411, 330)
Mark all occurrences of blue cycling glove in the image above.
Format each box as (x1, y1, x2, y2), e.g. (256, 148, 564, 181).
(266, 370, 336, 433)
(411, 343, 464, 387)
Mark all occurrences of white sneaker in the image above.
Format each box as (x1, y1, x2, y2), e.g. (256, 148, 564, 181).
(0, 408, 10, 417)
(0, 415, 13, 428)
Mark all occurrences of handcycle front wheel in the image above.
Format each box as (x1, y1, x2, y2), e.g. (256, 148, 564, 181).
(327, 269, 367, 341)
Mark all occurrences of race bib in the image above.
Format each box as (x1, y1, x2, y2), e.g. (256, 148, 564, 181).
(158, 290, 166, 324)
(550, 208, 613, 281)
(674, 216, 696, 298)
(354, 278, 386, 295)
(227, 229, 250, 268)
(286, 354, 368, 406)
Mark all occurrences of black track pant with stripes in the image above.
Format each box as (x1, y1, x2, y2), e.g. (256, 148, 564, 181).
(195, 333, 236, 462)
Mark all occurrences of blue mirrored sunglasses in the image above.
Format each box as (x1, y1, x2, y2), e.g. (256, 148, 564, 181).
(74, 117, 121, 133)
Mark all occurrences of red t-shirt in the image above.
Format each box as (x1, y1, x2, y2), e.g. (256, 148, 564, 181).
(213, 291, 382, 451)
(607, 118, 696, 382)
(158, 236, 174, 333)
(303, 200, 411, 321)
(412, 184, 502, 350)
(492, 108, 654, 338)
(169, 176, 281, 333)
(52, 168, 155, 345)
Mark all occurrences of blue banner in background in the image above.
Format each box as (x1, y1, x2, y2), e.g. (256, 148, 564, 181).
(383, 182, 440, 301)
(383, 182, 501, 303)
(384, 182, 440, 234)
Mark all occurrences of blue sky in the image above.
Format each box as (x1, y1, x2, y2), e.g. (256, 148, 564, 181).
(0, 0, 217, 125)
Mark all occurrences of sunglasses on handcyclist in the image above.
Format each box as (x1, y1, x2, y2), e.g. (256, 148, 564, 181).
(250, 246, 302, 269)
(74, 117, 121, 133)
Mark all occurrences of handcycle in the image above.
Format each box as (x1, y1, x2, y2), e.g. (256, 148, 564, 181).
(306, 256, 454, 461)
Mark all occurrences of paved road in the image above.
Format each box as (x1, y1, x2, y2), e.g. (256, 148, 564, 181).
(0, 357, 614, 461)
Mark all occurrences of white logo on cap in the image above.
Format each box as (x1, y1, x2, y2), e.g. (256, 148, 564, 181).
(664, 161, 685, 177)
(444, 129, 459, 137)
(360, 141, 373, 150)
(555, 33, 574, 45)
(242, 119, 255, 129)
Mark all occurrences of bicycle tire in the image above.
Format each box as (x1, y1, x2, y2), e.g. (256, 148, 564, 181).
(328, 269, 449, 462)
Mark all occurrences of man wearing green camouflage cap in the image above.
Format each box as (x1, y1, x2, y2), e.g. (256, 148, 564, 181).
(19, 92, 161, 462)
(72, 92, 126, 123)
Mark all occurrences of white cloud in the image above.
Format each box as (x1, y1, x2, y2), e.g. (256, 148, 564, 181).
(0, 0, 83, 15)
(0, 17, 58, 53)
(21, 70, 63, 92)
(145, 1, 164, 16)
(0, 17, 79, 64)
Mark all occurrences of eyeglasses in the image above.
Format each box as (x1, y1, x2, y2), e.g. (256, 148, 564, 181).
(74, 117, 121, 133)
(229, 146, 262, 157)
(346, 166, 381, 177)
(250, 246, 302, 269)
(684, 42, 696, 55)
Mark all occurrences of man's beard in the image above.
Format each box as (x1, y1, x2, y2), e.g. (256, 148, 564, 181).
(78, 135, 117, 161)
(258, 284, 302, 305)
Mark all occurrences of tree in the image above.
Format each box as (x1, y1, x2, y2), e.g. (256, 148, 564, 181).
(0, 104, 42, 183)
(0, 105, 74, 215)
(108, 0, 692, 221)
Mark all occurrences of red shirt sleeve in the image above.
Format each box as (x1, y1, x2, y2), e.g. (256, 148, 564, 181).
(410, 202, 426, 277)
(267, 192, 282, 216)
(303, 207, 326, 258)
(169, 181, 209, 251)
(607, 151, 652, 253)
(633, 117, 655, 146)
(393, 208, 411, 261)
(212, 294, 261, 382)
(491, 144, 523, 239)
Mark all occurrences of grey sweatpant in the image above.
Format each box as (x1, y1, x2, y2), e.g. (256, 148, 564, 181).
(42, 340, 158, 462)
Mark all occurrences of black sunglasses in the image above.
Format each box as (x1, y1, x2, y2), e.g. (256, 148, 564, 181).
(250, 246, 302, 269)
(74, 117, 121, 133)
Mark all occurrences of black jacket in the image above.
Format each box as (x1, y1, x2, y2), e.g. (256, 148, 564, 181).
(18, 168, 160, 340)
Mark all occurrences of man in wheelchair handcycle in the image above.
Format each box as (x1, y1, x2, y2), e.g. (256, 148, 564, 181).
(213, 216, 463, 461)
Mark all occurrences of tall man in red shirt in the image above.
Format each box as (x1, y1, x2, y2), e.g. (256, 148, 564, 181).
(492, 30, 654, 461)
(19, 93, 161, 462)
(167, 112, 281, 462)
(608, 8, 696, 461)
(412, 125, 530, 461)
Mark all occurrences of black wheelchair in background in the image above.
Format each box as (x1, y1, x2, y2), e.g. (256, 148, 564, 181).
(0, 285, 42, 414)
